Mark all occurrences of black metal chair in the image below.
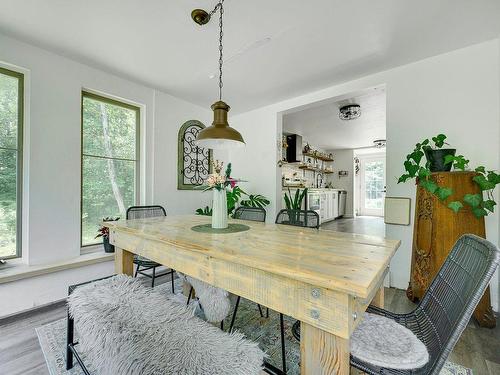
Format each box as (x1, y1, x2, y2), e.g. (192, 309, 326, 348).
(233, 206, 267, 222)
(275, 209, 320, 229)
(66, 275, 115, 373)
(228, 206, 269, 327)
(127, 205, 175, 291)
(350, 234, 500, 374)
(269, 209, 320, 374)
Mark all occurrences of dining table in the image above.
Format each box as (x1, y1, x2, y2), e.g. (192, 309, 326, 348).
(105, 214, 401, 375)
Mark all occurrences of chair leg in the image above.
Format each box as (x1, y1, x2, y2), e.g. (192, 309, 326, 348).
(266, 307, 269, 318)
(257, 304, 264, 317)
(66, 306, 74, 370)
(170, 270, 175, 293)
(280, 313, 287, 374)
(229, 296, 241, 332)
(134, 263, 140, 278)
(151, 266, 156, 287)
(220, 320, 224, 330)
(187, 286, 194, 305)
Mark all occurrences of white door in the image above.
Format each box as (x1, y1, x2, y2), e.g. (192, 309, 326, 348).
(359, 156, 386, 216)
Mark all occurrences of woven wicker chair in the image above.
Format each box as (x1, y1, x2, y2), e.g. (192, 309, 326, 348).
(349, 234, 499, 374)
(127, 205, 175, 291)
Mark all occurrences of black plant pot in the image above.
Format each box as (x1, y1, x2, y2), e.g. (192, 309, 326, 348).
(102, 236, 115, 253)
(424, 148, 456, 172)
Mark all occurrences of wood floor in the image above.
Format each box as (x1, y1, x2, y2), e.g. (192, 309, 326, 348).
(0, 218, 498, 374)
(0, 277, 498, 375)
(321, 215, 386, 237)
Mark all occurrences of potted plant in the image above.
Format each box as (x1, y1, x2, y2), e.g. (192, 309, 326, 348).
(196, 188, 270, 216)
(419, 134, 457, 172)
(283, 187, 308, 224)
(95, 217, 119, 253)
(398, 134, 499, 218)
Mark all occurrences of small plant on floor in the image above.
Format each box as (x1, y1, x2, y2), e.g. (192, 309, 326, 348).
(398, 134, 500, 218)
(95, 217, 119, 253)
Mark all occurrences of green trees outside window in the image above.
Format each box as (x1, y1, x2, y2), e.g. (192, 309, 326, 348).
(81, 92, 139, 246)
(0, 67, 23, 259)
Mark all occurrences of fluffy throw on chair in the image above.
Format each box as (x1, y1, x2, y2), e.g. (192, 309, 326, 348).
(68, 275, 264, 375)
(182, 274, 233, 323)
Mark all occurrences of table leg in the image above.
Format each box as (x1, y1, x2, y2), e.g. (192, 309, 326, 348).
(300, 322, 350, 375)
(371, 286, 385, 308)
(115, 247, 134, 276)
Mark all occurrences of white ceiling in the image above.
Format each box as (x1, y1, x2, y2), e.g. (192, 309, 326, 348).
(0, 1, 499, 113)
(283, 87, 386, 150)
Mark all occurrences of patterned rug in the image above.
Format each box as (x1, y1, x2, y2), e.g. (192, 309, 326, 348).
(36, 280, 473, 375)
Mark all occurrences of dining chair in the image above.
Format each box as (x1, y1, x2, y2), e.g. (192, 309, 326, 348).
(228, 206, 269, 327)
(273, 209, 320, 374)
(350, 234, 500, 374)
(275, 209, 320, 229)
(127, 205, 175, 291)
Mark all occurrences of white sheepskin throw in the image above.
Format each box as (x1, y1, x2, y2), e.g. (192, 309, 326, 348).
(68, 275, 264, 375)
(351, 313, 429, 369)
(183, 274, 232, 323)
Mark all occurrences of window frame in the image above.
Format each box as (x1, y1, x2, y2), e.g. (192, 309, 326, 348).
(80, 91, 140, 248)
(0, 66, 24, 260)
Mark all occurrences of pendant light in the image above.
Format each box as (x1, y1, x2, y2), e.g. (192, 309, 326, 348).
(192, 1, 245, 149)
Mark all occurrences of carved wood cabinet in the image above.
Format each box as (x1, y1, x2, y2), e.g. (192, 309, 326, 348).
(407, 171, 496, 328)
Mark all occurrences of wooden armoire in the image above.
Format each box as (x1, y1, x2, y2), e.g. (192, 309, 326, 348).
(406, 171, 496, 328)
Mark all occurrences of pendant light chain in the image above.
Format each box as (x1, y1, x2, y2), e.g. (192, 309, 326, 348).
(218, 2, 224, 101)
(206, 0, 225, 101)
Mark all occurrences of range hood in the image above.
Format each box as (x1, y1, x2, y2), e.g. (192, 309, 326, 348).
(285, 134, 303, 163)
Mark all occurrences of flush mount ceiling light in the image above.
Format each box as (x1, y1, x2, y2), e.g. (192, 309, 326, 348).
(339, 104, 361, 121)
(192, 1, 245, 149)
(373, 139, 386, 148)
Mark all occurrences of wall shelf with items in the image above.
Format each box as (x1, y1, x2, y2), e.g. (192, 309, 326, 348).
(303, 151, 334, 162)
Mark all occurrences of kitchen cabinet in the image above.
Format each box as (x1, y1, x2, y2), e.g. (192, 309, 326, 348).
(282, 188, 346, 225)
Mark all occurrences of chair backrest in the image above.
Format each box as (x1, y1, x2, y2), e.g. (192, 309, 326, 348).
(275, 209, 320, 229)
(417, 234, 499, 374)
(126, 205, 166, 220)
(232, 206, 266, 222)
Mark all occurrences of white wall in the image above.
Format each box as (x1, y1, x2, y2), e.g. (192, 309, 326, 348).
(227, 40, 500, 311)
(152, 91, 212, 214)
(0, 33, 211, 317)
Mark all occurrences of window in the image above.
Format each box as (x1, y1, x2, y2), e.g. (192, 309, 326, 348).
(0, 67, 23, 259)
(81, 92, 139, 247)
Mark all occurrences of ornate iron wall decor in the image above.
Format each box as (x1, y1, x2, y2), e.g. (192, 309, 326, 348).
(178, 120, 212, 190)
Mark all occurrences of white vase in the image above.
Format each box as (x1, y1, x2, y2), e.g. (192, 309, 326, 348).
(212, 188, 228, 229)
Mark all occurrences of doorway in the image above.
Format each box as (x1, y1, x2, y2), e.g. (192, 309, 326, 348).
(357, 153, 386, 217)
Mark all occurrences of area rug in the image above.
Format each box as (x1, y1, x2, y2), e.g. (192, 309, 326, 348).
(36, 281, 473, 375)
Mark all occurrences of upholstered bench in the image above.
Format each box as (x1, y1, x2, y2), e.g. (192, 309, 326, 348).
(66, 275, 265, 375)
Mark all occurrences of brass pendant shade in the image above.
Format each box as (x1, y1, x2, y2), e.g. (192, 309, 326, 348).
(192, 0, 245, 150)
(195, 101, 245, 149)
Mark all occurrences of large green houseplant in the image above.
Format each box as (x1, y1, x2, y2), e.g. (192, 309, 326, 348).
(398, 134, 500, 218)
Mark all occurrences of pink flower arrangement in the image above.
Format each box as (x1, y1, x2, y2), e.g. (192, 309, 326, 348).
(202, 160, 242, 191)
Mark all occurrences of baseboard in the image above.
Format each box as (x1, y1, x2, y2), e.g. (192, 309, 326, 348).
(0, 299, 67, 326)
